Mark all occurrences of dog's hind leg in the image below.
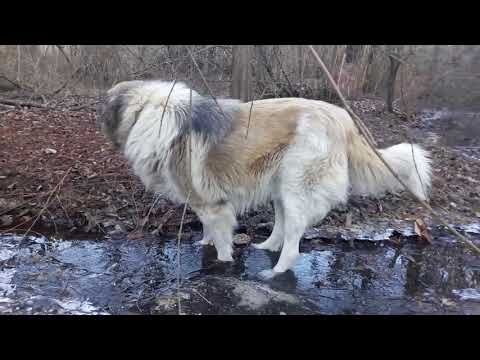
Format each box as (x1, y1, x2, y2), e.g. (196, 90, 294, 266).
(259, 155, 349, 279)
(195, 202, 236, 261)
(260, 194, 309, 279)
(253, 199, 285, 252)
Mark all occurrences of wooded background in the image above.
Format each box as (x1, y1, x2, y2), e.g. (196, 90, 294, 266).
(1, 45, 479, 111)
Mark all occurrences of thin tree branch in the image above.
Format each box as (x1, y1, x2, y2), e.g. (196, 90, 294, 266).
(56, 45, 73, 67)
(49, 65, 85, 96)
(185, 46, 229, 121)
(158, 79, 178, 136)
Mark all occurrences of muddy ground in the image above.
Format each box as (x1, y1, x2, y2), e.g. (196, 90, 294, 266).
(1, 94, 480, 314)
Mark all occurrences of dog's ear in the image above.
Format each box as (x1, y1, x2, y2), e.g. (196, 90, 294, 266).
(97, 94, 127, 148)
(97, 80, 145, 132)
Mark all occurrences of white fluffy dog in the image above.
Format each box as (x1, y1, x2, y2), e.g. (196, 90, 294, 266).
(98, 80, 431, 278)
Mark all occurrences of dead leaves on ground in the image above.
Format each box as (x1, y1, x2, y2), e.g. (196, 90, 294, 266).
(414, 218, 433, 244)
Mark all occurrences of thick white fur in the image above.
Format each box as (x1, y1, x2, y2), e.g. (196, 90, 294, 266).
(103, 80, 432, 277)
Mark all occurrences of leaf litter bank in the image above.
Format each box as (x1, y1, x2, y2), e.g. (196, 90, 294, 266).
(1, 95, 479, 246)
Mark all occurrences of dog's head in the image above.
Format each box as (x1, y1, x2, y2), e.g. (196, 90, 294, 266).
(97, 79, 199, 151)
(96, 80, 146, 150)
(97, 79, 240, 152)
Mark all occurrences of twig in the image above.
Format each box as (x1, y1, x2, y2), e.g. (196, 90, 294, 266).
(55, 45, 73, 66)
(307, 46, 377, 146)
(0, 201, 30, 217)
(176, 191, 191, 315)
(20, 167, 72, 239)
(0, 74, 21, 90)
(273, 48, 295, 96)
(246, 100, 255, 139)
(257, 47, 289, 97)
(50, 65, 84, 96)
(141, 193, 162, 229)
(67, 100, 99, 112)
(245, 85, 268, 139)
(176, 88, 194, 315)
(0, 109, 15, 115)
(0, 103, 15, 109)
(192, 288, 213, 306)
(399, 65, 411, 119)
(388, 53, 409, 66)
(185, 46, 230, 121)
(129, 45, 224, 78)
(0, 98, 50, 109)
(409, 141, 428, 200)
(307, 45, 480, 256)
(158, 79, 178, 136)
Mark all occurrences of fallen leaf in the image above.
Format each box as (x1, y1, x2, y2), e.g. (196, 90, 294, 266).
(0, 215, 13, 226)
(441, 298, 456, 307)
(151, 208, 176, 233)
(127, 229, 145, 240)
(401, 254, 416, 263)
(20, 215, 32, 223)
(233, 233, 251, 245)
(353, 264, 376, 274)
(414, 218, 433, 244)
(345, 212, 352, 227)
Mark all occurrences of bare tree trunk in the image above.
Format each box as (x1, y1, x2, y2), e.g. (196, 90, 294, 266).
(295, 45, 304, 83)
(16, 45, 21, 83)
(431, 45, 440, 79)
(230, 45, 254, 101)
(362, 45, 378, 93)
(386, 53, 401, 112)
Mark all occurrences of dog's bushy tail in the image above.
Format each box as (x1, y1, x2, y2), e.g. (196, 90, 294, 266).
(347, 129, 432, 201)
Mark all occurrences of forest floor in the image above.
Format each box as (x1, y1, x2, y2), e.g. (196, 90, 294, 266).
(2, 93, 480, 314)
(1, 94, 479, 243)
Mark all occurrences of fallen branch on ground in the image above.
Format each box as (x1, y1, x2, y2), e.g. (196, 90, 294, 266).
(0, 98, 50, 109)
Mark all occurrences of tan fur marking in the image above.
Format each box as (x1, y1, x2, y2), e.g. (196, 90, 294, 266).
(205, 99, 302, 190)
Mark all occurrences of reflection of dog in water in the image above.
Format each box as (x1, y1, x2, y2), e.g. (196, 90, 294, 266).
(98, 80, 431, 279)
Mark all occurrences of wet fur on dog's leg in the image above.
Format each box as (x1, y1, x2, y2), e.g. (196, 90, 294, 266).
(253, 199, 284, 252)
(195, 202, 237, 261)
(196, 221, 214, 246)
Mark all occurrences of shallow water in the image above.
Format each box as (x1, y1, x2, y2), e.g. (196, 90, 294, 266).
(1, 231, 479, 315)
(418, 109, 480, 159)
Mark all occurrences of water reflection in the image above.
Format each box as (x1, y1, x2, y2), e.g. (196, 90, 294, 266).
(0, 232, 479, 314)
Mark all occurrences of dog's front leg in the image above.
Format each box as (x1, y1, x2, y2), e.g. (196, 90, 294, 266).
(195, 202, 236, 262)
(196, 221, 214, 246)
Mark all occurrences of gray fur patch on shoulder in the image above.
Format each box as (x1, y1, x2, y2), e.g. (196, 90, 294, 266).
(184, 96, 240, 143)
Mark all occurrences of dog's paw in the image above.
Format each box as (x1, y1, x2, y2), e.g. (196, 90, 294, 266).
(257, 269, 280, 281)
(195, 238, 214, 246)
(252, 240, 281, 252)
(216, 253, 234, 262)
